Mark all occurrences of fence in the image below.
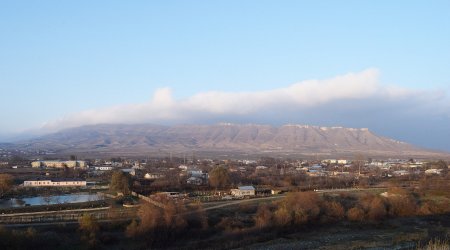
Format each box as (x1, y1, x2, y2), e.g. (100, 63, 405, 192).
(0, 207, 136, 224)
(131, 191, 166, 209)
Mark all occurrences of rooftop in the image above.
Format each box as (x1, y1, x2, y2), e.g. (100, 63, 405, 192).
(238, 186, 255, 190)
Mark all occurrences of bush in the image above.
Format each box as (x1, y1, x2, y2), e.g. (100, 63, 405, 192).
(323, 201, 345, 222)
(347, 207, 365, 222)
(367, 197, 387, 221)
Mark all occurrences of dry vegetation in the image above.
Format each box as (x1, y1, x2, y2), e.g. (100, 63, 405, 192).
(0, 175, 448, 249)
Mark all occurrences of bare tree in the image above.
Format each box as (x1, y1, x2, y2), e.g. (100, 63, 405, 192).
(0, 174, 13, 198)
(78, 214, 100, 247)
(254, 204, 273, 229)
(209, 166, 230, 189)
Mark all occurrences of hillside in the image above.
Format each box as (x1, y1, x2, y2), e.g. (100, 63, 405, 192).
(14, 123, 447, 158)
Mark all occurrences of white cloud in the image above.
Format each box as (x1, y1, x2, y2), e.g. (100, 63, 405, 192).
(181, 68, 381, 114)
(40, 68, 447, 133)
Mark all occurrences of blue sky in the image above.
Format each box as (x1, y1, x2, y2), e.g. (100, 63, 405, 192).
(1, 1, 450, 150)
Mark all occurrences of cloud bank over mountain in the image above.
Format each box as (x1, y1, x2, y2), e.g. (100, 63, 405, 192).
(39, 68, 450, 151)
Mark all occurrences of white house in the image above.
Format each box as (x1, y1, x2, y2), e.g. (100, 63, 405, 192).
(231, 186, 256, 197)
(186, 176, 203, 185)
(425, 169, 442, 175)
(178, 165, 188, 171)
(144, 173, 165, 179)
(393, 170, 409, 176)
(337, 159, 348, 164)
(94, 166, 114, 171)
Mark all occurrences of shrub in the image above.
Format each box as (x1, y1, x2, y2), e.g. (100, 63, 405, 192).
(323, 201, 345, 222)
(347, 207, 365, 222)
(367, 197, 387, 221)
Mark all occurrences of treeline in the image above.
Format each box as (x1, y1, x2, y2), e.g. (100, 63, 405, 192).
(121, 187, 450, 249)
(124, 194, 208, 248)
(254, 188, 450, 230)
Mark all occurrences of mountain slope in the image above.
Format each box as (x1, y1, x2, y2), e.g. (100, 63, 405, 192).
(14, 123, 445, 158)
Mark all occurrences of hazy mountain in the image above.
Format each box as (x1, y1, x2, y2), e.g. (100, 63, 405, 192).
(12, 123, 448, 158)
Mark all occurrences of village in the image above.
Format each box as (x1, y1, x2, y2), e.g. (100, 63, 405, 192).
(0, 155, 447, 203)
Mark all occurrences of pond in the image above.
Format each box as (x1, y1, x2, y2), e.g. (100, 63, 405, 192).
(0, 192, 106, 208)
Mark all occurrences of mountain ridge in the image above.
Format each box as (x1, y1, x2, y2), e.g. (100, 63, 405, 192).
(10, 123, 449, 158)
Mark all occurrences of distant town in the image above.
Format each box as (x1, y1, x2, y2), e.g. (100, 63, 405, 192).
(1, 153, 448, 192)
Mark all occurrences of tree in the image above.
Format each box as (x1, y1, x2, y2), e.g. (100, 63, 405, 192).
(352, 154, 366, 177)
(435, 160, 448, 175)
(110, 171, 131, 194)
(125, 219, 140, 238)
(209, 166, 230, 189)
(284, 192, 321, 224)
(78, 214, 100, 247)
(0, 174, 13, 198)
(135, 203, 161, 235)
(274, 206, 291, 226)
(185, 201, 208, 230)
(272, 191, 322, 226)
(254, 204, 273, 229)
(162, 199, 187, 232)
(385, 188, 417, 217)
(126, 196, 190, 245)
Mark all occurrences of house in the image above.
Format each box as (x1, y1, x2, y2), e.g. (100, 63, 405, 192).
(271, 189, 282, 195)
(94, 166, 114, 171)
(186, 176, 203, 185)
(178, 165, 188, 171)
(337, 159, 348, 164)
(188, 170, 205, 178)
(425, 169, 442, 175)
(31, 161, 42, 168)
(23, 178, 86, 187)
(309, 165, 323, 171)
(307, 170, 326, 177)
(185, 170, 208, 185)
(393, 170, 409, 176)
(322, 159, 337, 164)
(121, 168, 136, 176)
(144, 173, 165, 180)
(231, 186, 256, 197)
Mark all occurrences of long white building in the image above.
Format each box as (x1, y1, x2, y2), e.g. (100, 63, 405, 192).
(31, 160, 87, 169)
(23, 178, 87, 187)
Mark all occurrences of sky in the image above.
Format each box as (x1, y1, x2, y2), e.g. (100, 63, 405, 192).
(0, 1, 450, 151)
